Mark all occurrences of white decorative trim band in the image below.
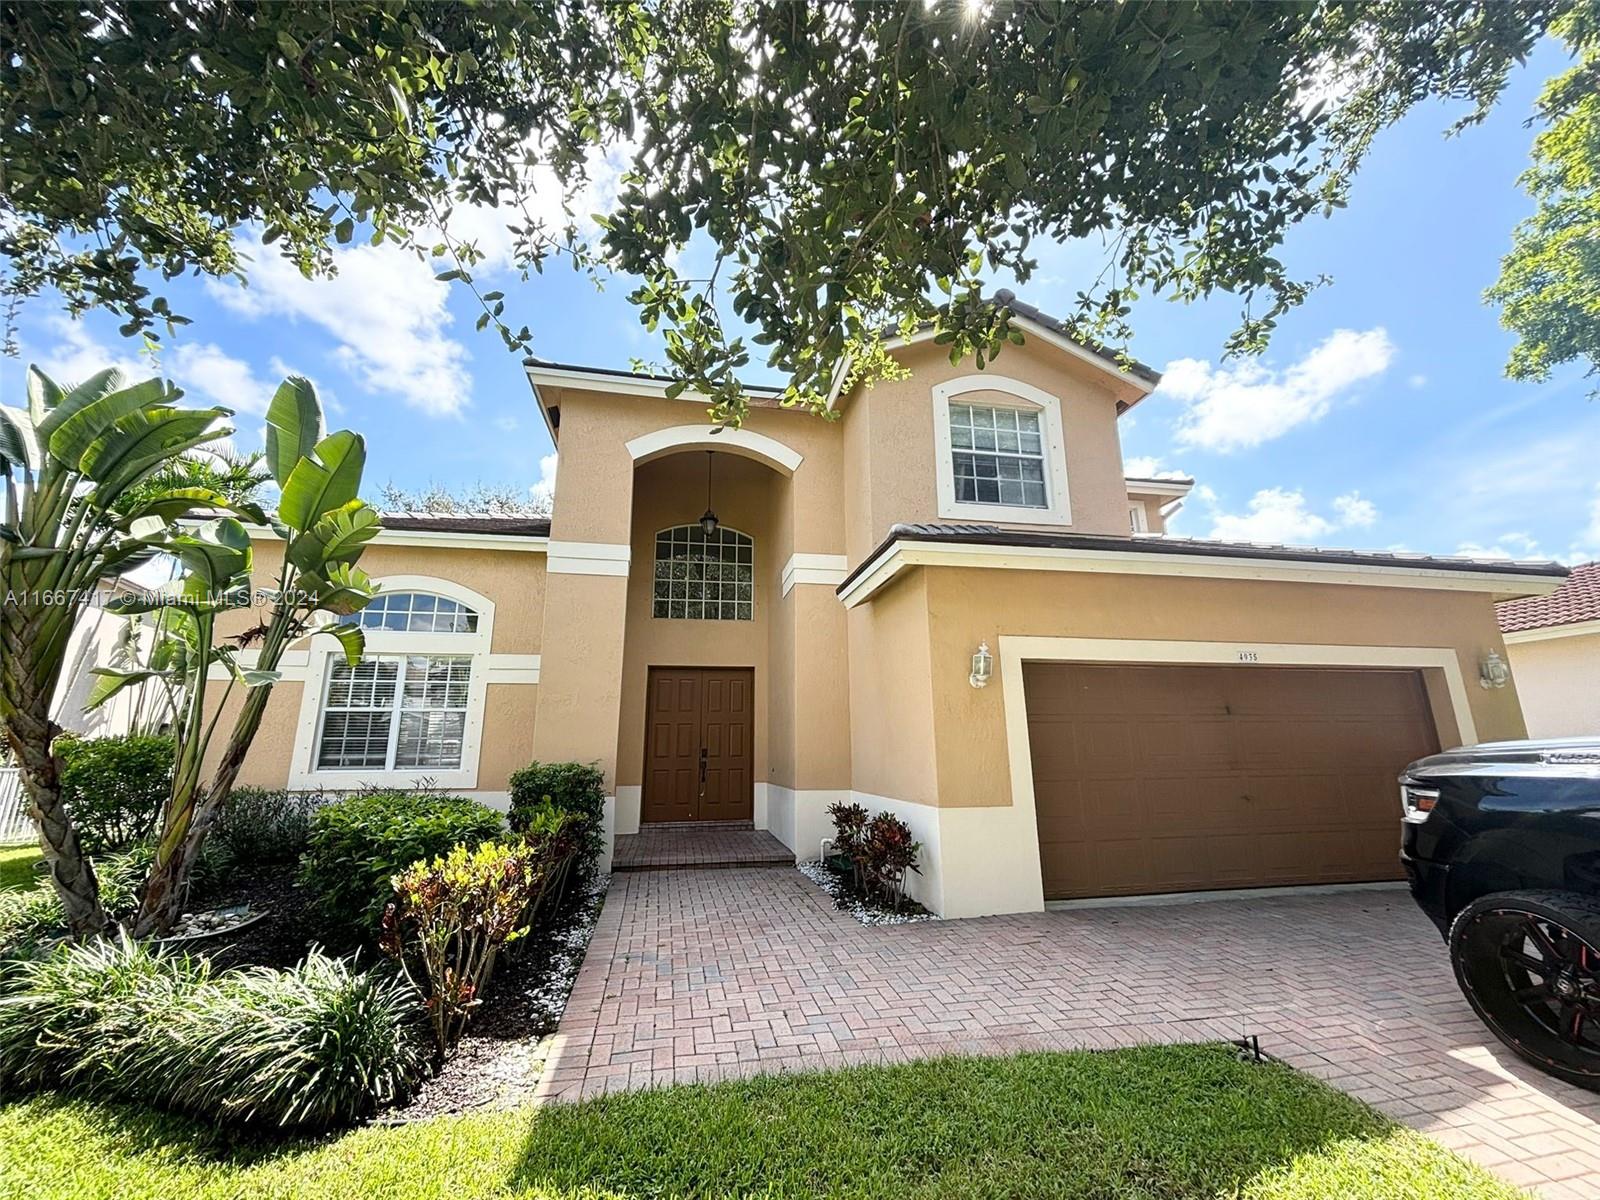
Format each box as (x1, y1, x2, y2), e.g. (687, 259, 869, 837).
(484, 654, 541, 684)
(625, 424, 804, 476)
(838, 538, 1567, 609)
(547, 540, 631, 577)
(780, 553, 849, 596)
(1502, 619, 1600, 645)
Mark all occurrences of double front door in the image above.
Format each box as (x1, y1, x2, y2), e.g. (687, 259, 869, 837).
(642, 667, 754, 822)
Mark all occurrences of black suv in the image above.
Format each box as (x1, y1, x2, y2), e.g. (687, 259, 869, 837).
(1402, 737, 1600, 1089)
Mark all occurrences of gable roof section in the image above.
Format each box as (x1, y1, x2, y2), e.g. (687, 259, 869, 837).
(837, 522, 1568, 608)
(1498, 560, 1600, 634)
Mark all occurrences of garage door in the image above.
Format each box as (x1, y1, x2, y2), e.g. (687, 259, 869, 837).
(1024, 663, 1441, 900)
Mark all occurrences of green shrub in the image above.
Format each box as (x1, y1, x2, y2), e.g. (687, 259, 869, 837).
(507, 761, 605, 877)
(298, 791, 503, 945)
(0, 934, 424, 1128)
(381, 839, 552, 1059)
(56, 734, 174, 854)
(212, 787, 322, 867)
(0, 846, 154, 958)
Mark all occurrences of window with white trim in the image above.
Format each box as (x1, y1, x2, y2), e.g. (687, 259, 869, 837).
(932, 376, 1073, 527)
(315, 654, 472, 770)
(338, 591, 478, 633)
(1128, 502, 1149, 533)
(948, 403, 1048, 508)
(652, 525, 754, 620)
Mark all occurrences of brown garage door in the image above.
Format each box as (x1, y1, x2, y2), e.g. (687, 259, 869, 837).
(1024, 663, 1441, 900)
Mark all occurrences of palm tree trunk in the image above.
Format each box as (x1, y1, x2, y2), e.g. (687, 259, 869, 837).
(1, 704, 106, 936)
(133, 669, 275, 937)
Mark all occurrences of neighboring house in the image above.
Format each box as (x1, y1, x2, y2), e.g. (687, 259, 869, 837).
(198, 291, 1565, 918)
(51, 575, 166, 739)
(1497, 561, 1600, 738)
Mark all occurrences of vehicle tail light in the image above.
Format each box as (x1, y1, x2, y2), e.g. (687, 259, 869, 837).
(1400, 783, 1439, 824)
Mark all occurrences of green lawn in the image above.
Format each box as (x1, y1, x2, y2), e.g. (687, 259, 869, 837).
(0, 844, 41, 891)
(0, 1044, 1524, 1200)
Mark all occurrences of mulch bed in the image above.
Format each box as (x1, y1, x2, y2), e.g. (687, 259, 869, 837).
(386, 874, 608, 1121)
(797, 860, 935, 926)
(184, 864, 609, 1120)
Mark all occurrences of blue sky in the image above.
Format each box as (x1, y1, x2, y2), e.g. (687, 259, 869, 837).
(2, 38, 1594, 563)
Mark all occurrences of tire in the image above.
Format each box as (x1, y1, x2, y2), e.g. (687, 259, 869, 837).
(1450, 890, 1600, 1091)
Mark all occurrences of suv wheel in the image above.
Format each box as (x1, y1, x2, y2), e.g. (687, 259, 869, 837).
(1450, 890, 1600, 1090)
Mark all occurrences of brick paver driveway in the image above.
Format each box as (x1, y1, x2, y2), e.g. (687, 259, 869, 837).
(539, 867, 1600, 1197)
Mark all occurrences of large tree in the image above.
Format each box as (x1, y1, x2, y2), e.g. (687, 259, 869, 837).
(0, 1, 1569, 423)
(1486, 0, 1600, 395)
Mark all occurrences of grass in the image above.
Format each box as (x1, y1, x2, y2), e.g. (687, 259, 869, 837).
(0, 1044, 1525, 1199)
(0, 844, 42, 891)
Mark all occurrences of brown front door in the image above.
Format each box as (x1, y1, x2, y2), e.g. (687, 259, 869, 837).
(642, 667, 754, 822)
(1025, 663, 1442, 900)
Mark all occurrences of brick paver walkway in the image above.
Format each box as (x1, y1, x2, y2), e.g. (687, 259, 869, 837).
(539, 867, 1600, 1197)
(613, 822, 793, 870)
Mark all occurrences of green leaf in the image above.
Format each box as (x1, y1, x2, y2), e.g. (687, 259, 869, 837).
(287, 500, 381, 575)
(0, 404, 39, 476)
(263, 376, 325, 489)
(86, 667, 169, 710)
(79, 407, 233, 501)
(35, 367, 131, 440)
(25, 366, 64, 427)
(241, 669, 283, 688)
(47, 376, 174, 467)
(277, 430, 366, 533)
(319, 620, 365, 666)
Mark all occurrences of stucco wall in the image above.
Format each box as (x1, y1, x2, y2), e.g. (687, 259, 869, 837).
(200, 536, 547, 794)
(614, 453, 778, 790)
(1506, 631, 1600, 737)
(839, 339, 1130, 563)
(917, 567, 1525, 811)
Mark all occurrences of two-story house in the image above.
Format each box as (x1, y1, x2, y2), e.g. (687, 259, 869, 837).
(215, 293, 1567, 917)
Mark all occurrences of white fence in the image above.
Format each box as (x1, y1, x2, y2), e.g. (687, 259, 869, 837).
(0, 768, 31, 845)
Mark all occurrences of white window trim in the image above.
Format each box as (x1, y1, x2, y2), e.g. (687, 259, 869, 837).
(1128, 502, 1149, 534)
(932, 375, 1072, 527)
(288, 576, 495, 791)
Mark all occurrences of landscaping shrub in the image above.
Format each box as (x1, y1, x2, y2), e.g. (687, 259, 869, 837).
(0, 845, 154, 958)
(56, 734, 173, 854)
(0, 933, 425, 1128)
(507, 761, 605, 878)
(857, 813, 921, 909)
(211, 786, 322, 867)
(827, 801, 869, 859)
(380, 840, 546, 1059)
(299, 791, 503, 945)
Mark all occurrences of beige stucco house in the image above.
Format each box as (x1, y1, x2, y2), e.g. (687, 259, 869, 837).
(1498, 561, 1600, 739)
(211, 293, 1568, 918)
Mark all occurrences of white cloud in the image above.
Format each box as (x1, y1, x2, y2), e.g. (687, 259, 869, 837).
(167, 342, 274, 415)
(1205, 487, 1381, 546)
(1332, 491, 1378, 528)
(207, 228, 472, 417)
(1455, 532, 1547, 561)
(30, 316, 150, 386)
(1408, 373, 1428, 390)
(1164, 328, 1396, 453)
(1123, 454, 1191, 481)
(493, 414, 520, 433)
(435, 141, 634, 274)
(529, 452, 558, 509)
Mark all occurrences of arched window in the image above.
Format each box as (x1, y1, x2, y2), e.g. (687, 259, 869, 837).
(339, 591, 479, 633)
(653, 525, 754, 621)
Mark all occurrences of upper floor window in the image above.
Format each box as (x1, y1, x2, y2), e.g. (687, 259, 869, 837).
(653, 525, 754, 621)
(339, 591, 478, 634)
(949, 403, 1048, 509)
(932, 375, 1073, 526)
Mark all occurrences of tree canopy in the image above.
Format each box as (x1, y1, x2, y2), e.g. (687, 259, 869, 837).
(0, 1, 1570, 423)
(1486, 0, 1600, 395)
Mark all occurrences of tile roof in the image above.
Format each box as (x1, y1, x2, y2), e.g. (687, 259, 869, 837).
(991, 289, 1162, 386)
(1498, 560, 1600, 632)
(378, 513, 551, 537)
(840, 522, 1570, 593)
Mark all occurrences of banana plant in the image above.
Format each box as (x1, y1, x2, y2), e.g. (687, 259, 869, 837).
(0, 366, 245, 936)
(91, 377, 382, 937)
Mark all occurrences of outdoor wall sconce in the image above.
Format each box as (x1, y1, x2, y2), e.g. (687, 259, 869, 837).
(969, 641, 993, 689)
(1479, 650, 1511, 690)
